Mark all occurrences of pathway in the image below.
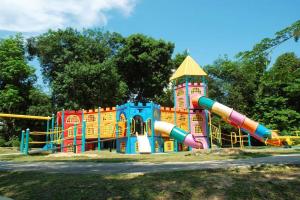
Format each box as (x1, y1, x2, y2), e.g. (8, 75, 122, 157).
(0, 154, 299, 174)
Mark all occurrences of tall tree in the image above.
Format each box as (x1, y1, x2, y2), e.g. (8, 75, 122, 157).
(254, 53, 300, 133)
(0, 35, 51, 140)
(27, 28, 126, 110)
(154, 51, 189, 106)
(53, 60, 127, 110)
(115, 34, 175, 101)
(27, 28, 124, 83)
(0, 35, 35, 114)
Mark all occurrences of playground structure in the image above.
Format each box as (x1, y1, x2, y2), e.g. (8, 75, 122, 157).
(1, 56, 300, 155)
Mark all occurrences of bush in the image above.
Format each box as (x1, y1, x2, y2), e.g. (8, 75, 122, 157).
(0, 138, 6, 147)
(5, 135, 20, 147)
(12, 138, 20, 147)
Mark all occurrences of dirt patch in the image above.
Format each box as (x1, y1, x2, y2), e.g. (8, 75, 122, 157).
(46, 152, 100, 158)
(187, 148, 244, 156)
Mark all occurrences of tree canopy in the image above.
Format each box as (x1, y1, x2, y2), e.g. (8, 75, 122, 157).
(115, 34, 175, 101)
(0, 35, 51, 141)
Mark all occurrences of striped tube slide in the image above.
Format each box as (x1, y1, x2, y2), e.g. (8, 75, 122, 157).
(154, 121, 203, 149)
(192, 95, 272, 142)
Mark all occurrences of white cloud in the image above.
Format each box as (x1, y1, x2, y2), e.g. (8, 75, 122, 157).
(0, 0, 137, 32)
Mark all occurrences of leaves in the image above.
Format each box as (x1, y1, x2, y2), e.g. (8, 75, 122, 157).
(52, 61, 128, 110)
(115, 34, 175, 101)
(0, 36, 51, 140)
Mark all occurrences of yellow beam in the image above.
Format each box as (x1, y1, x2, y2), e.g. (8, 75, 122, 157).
(0, 113, 51, 120)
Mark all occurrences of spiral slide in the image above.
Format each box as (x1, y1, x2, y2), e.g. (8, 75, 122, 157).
(192, 95, 275, 144)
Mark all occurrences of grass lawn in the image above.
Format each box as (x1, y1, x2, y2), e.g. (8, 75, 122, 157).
(0, 165, 299, 200)
(0, 147, 299, 163)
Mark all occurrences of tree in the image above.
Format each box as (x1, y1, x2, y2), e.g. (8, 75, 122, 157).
(27, 28, 124, 83)
(52, 60, 127, 110)
(0, 35, 51, 140)
(27, 88, 52, 116)
(205, 57, 257, 116)
(115, 34, 175, 101)
(238, 20, 300, 61)
(154, 51, 189, 106)
(0, 35, 36, 113)
(27, 28, 127, 110)
(254, 53, 300, 133)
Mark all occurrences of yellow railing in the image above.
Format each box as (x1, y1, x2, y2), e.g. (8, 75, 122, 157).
(0, 113, 51, 120)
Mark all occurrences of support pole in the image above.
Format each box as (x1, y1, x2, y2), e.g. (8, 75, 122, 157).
(151, 102, 155, 153)
(20, 130, 25, 153)
(173, 81, 178, 152)
(51, 113, 55, 151)
(81, 120, 86, 153)
(24, 128, 30, 155)
(209, 112, 213, 149)
(239, 128, 243, 148)
(73, 124, 77, 153)
(98, 107, 101, 152)
(46, 119, 49, 150)
(185, 77, 191, 151)
(248, 133, 251, 147)
(231, 132, 233, 148)
(81, 109, 84, 153)
(61, 109, 65, 152)
(202, 76, 210, 148)
(126, 103, 131, 154)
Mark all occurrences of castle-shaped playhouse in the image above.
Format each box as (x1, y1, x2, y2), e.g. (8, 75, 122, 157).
(54, 56, 210, 154)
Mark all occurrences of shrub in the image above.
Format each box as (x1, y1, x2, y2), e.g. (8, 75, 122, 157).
(12, 138, 20, 147)
(0, 138, 6, 147)
(5, 135, 20, 147)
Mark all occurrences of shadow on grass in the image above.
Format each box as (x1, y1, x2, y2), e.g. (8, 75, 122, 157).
(0, 165, 299, 200)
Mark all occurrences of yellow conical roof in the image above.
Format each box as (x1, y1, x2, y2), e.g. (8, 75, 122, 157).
(170, 55, 207, 80)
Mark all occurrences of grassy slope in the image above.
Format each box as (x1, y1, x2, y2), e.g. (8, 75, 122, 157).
(0, 165, 299, 200)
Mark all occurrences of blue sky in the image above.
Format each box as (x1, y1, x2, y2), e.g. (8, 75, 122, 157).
(0, 0, 299, 90)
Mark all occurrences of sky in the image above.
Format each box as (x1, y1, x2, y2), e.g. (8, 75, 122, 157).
(0, 0, 299, 90)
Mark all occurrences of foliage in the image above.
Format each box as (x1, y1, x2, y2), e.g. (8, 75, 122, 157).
(115, 34, 175, 101)
(238, 20, 300, 60)
(27, 88, 51, 116)
(28, 29, 178, 108)
(4, 135, 20, 147)
(153, 51, 188, 106)
(0, 138, 5, 147)
(0, 35, 36, 114)
(254, 53, 300, 133)
(0, 35, 51, 139)
(27, 28, 124, 83)
(53, 60, 128, 110)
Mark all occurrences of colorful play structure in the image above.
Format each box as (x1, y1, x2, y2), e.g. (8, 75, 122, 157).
(1, 56, 299, 155)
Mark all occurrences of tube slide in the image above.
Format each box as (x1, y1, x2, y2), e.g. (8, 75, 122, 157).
(154, 121, 203, 149)
(192, 95, 272, 143)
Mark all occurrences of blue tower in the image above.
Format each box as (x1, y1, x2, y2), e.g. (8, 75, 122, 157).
(116, 101, 163, 154)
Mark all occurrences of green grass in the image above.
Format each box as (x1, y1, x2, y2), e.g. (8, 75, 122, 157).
(0, 147, 299, 163)
(0, 165, 299, 200)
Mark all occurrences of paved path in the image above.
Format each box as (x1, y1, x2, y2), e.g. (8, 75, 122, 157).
(0, 154, 299, 174)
